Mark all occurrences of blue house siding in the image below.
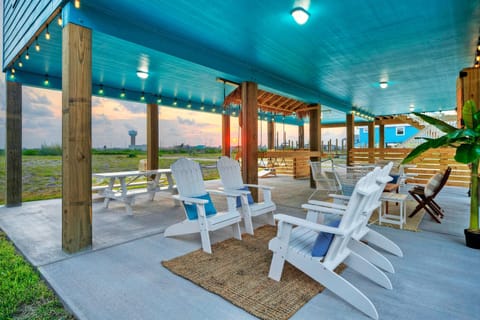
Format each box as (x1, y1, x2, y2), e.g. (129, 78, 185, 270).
(357, 125, 418, 146)
(2, 0, 63, 70)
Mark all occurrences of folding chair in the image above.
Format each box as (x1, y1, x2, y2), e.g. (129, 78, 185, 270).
(408, 167, 451, 223)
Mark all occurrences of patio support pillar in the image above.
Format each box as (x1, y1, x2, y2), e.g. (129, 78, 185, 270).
(457, 67, 480, 128)
(5, 81, 22, 207)
(298, 124, 305, 149)
(147, 103, 159, 170)
(309, 104, 321, 188)
(368, 121, 375, 163)
(240, 81, 258, 201)
(379, 124, 385, 149)
(267, 120, 275, 150)
(62, 23, 92, 253)
(346, 113, 354, 166)
(222, 112, 230, 157)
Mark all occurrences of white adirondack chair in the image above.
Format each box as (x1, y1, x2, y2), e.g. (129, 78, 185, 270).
(308, 162, 404, 264)
(269, 171, 391, 320)
(165, 158, 242, 254)
(216, 156, 276, 235)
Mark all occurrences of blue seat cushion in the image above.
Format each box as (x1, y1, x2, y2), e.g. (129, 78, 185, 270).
(390, 174, 400, 184)
(183, 193, 217, 220)
(236, 186, 255, 208)
(311, 219, 341, 257)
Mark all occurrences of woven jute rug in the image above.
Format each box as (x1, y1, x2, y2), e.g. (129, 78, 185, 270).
(369, 200, 425, 232)
(162, 225, 346, 320)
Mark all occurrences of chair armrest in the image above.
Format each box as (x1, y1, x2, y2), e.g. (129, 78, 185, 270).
(207, 189, 243, 197)
(244, 183, 274, 190)
(308, 199, 347, 210)
(172, 194, 208, 204)
(302, 203, 345, 215)
(274, 214, 345, 235)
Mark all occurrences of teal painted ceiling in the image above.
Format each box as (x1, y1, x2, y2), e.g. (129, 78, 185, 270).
(5, 0, 480, 124)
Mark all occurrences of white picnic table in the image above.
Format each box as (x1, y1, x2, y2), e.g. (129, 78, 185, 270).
(93, 169, 177, 215)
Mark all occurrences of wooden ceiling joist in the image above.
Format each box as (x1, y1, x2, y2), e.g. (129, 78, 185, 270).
(224, 86, 314, 118)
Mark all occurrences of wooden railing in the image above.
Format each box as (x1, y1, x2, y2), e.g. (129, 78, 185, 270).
(349, 148, 470, 187)
(258, 150, 323, 179)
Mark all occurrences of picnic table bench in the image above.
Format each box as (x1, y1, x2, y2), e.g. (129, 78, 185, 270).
(93, 169, 177, 215)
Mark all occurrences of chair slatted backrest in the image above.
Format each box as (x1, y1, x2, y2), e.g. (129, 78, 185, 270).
(324, 171, 380, 266)
(217, 156, 244, 189)
(429, 167, 451, 199)
(171, 158, 207, 197)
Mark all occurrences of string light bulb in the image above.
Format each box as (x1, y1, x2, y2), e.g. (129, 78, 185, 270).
(140, 92, 145, 101)
(58, 16, 63, 26)
(74, 0, 80, 9)
(45, 24, 50, 40)
(173, 98, 177, 106)
(25, 47, 30, 60)
(187, 101, 192, 108)
(35, 37, 40, 51)
(157, 95, 162, 104)
(120, 89, 126, 98)
(18, 59, 23, 68)
(98, 85, 104, 95)
(11, 67, 15, 74)
(44, 74, 49, 86)
(200, 104, 204, 110)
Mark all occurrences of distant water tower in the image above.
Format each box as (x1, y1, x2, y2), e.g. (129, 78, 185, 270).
(128, 130, 137, 148)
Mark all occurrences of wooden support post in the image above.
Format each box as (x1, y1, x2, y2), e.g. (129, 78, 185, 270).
(309, 104, 321, 188)
(457, 68, 480, 128)
(241, 82, 258, 201)
(222, 113, 230, 157)
(6, 82, 22, 207)
(346, 113, 354, 166)
(147, 103, 159, 170)
(379, 124, 385, 149)
(368, 121, 375, 163)
(267, 121, 274, 150)
(298, 125, 304, 149)
(62, 23, 92, 253)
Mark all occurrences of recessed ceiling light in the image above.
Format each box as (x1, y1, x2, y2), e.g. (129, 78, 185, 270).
(379, 81, 388, 89)
(291, 7, 310, 25)
(136, 70, 149, 79)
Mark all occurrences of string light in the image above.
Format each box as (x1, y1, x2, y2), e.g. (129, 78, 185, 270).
(173, 98, 177, 106)
(44, 74, 49, 86)
(211, 107, 216, 112)
(200, 104, 204, 110)
(187, 101, 192, 108)
(45, 24, 50, 40)
(120, 88, 126, 98)
(58, 16, 63, 26)
(35, 37, 40, 51)
(140, 92, 145, 101)
(74, 0, 80, 9)
(18, 59, 23, 68)
(11, 66, 15, 74)
(25, 47, 30, 60)
(98, 85, 104, 95)
(157, 95, 162, 104)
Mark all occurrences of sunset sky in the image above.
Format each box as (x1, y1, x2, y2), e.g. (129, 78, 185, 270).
(0, 4, 345, 150)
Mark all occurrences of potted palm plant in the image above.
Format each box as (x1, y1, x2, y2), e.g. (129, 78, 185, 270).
(402, 99, 480, 249)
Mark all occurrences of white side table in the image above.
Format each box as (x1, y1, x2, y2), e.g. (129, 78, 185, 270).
(379, 192, 408, 229)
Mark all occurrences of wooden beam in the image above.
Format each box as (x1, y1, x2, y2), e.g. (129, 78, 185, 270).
(346, 113, 354, 166)
(147, 103, 159, 170)
(457, 67, 480, 128)
(241, 82, 258, 200)
(222, 113, 230, 157)
(309, 105, 321, 188)
(379, 124, 385, 148)
(267, 120, 275, 150)
(298, 124, 305, 149)
(368, 121, 375, 148)
(62, 23, 92, 253)
(6, 81, 22, 207)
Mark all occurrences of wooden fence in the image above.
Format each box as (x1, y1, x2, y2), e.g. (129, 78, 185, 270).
(349, 148, 470, 187)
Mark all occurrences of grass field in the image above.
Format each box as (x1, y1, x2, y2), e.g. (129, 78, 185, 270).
(0, 153, 221, 205)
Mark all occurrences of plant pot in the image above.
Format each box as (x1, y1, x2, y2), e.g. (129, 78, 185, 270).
(464, 229, 480, 249)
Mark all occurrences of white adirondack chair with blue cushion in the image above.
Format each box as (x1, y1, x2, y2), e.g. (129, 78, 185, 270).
(216, 156, 276, 235)
(165, 158, 242, 254)
(308, 162, 404, 263)
(269, 171, 391, 320)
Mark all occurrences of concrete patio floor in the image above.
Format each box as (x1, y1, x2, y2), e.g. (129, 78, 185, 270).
(1, 176, 480, 320)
